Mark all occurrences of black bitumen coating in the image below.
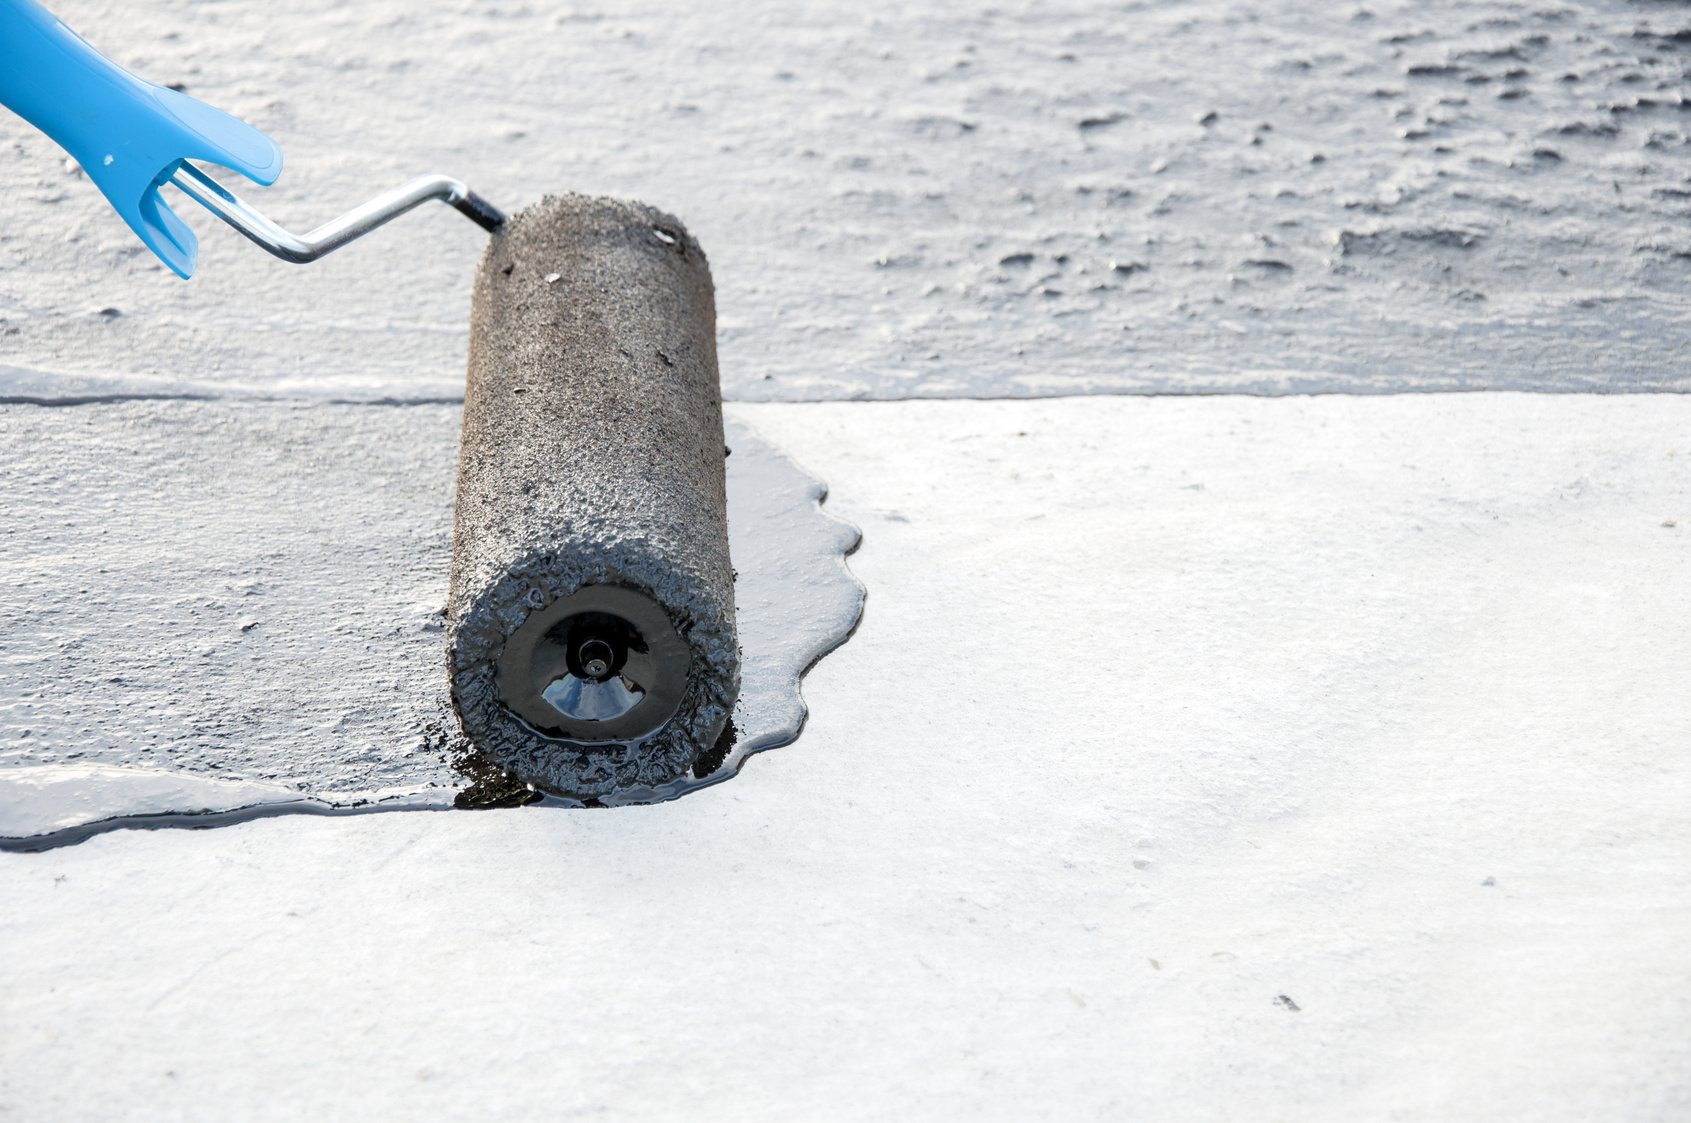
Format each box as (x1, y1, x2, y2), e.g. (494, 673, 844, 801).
(447, 194, 739, 799)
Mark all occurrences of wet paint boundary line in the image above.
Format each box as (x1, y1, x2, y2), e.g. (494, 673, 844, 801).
(0, 795, 453, 853)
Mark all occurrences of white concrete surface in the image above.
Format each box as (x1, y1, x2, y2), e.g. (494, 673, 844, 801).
(3, 394, 1686, 1121)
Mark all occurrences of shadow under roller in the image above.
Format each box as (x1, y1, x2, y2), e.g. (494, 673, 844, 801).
(447, 194, 739, 800)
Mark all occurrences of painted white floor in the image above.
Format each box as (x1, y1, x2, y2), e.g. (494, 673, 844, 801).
(3, 394, 1686, 1121)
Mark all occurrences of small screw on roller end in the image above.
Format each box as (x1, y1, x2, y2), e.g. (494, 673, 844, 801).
(578, 639, 614, 680)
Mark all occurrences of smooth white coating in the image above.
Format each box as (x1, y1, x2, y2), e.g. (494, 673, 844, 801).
(0, 395, 1685, 1120)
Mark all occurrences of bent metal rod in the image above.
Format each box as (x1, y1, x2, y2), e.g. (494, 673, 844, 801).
(168, 161, 505, 265)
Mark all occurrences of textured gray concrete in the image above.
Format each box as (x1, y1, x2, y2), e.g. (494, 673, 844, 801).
(0, 399, 460, 799)
(449, 195, 738, 799)
(8, 0, 1691, 400)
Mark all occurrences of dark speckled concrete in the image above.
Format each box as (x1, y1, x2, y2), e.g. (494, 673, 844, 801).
(448, 195, 738, 799)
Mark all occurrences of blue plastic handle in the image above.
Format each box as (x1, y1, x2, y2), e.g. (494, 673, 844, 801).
(0, 0, 282, 278)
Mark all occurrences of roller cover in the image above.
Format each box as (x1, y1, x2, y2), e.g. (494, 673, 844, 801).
(448, 194, 739, 799)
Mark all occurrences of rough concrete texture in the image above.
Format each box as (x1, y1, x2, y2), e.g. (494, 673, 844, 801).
(9, 0, 1691, 399)
(449, 194, 738, 799)
(0, 400, 461, 800)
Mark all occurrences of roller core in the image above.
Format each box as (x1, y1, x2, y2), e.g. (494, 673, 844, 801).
(496, 584, 690, 743)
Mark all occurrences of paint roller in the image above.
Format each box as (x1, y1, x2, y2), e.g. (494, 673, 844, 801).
(449, 196, 737, 800)
(2, 0, 740, 799)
